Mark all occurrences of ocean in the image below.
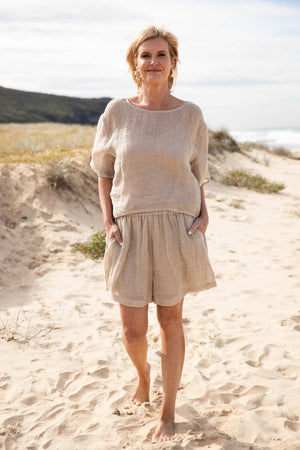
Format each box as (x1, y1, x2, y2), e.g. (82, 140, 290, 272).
(229, 128, 300, 153)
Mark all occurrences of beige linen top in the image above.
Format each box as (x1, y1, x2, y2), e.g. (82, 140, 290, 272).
(90, 98, 210, 219)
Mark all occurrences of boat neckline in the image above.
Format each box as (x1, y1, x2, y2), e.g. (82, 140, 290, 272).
(125, 98, 189, 112)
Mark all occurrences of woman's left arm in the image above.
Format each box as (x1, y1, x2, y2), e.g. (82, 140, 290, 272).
(188, 185, 209, 235)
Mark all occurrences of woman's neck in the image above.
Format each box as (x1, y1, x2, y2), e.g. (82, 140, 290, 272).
(136, 85, 173, 110)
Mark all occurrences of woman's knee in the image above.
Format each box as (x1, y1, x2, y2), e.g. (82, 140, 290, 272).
(122, 324, 147, 344)
(157, 299, 184, 334)
(120, 304, 148, 344)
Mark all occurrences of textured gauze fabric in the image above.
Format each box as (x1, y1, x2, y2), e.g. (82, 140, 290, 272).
(90, 97, 210, 219)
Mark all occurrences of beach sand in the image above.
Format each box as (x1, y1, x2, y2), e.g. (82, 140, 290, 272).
(0, 147, 299, 449)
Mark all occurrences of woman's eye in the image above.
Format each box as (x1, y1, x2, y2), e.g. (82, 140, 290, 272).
(141, 54, 149, 58)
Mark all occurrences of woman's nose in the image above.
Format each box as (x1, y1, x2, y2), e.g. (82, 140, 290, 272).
(150, 56, 159, 65)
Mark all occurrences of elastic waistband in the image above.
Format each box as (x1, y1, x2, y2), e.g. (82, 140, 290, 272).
(115, 210, 195, 219)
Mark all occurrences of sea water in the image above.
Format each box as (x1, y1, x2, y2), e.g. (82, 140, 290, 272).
(230, 128, 300, 153)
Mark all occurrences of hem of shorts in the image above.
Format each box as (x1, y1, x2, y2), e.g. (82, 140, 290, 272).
(113, 208, 198, 219)
(154, 281, 217, 306)
(109, 280, 217, 307)
(111, 292, 151, 307)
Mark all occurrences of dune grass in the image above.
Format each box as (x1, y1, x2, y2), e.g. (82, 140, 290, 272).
(0, 123, 95, 163)
(222, 169, 285, 193)
(209, 127, 241, 155)
(240, 141, 300, 160)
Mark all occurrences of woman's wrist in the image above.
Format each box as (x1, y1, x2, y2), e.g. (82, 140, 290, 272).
(199, 209, 208, 219)
(104, 218, 115, 227)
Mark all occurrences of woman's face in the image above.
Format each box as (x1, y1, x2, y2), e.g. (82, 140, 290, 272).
(135, 38, 173, 89)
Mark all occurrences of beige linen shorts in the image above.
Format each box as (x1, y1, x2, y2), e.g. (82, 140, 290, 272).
(104, 211, 217, 307)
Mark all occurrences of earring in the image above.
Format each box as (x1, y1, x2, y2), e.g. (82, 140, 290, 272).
(170, 69, 175, 78)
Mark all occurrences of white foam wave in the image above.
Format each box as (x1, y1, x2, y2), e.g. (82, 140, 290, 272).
(230, 129, 300, 152)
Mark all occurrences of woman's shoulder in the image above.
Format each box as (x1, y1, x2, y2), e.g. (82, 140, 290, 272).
(100, 98, 129, 126)
(185, 100, 204, 118)
(103, 97, 126, 114)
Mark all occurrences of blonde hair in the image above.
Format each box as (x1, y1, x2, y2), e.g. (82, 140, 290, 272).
(126, 26, 179, 92)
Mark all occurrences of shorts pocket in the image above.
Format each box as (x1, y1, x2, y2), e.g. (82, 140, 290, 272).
(195, 228, 207, 246)
(195, 228, 204, 237)
(105, 236, 116, 251)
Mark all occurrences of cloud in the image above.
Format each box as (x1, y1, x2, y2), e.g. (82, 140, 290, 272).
(1, 0, 299, 128)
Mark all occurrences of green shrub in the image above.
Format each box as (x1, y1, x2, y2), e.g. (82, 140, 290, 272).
(74, 231, 106, 259)
(222, 169, 285, 193)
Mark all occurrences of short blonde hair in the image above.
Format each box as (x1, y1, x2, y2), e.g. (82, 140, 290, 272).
(126, 26, 179, 92)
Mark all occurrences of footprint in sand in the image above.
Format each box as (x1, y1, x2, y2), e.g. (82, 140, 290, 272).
(55, 371, 74, 392)
(57, 409, 91, 436)
(68, 382, 102, 402)
(3, 415, 24, 427)
(244, 345, 273, 367)
(20, 395, 39, 406)
(202, 308, 215, 316)
(272, 361, 299, 379)
(90, 367, 109, 379)
(37, 404, 66, 422)
(284, 420, 300, 432)
(281, 314, 300, 331)
(60, 342, 74, 352)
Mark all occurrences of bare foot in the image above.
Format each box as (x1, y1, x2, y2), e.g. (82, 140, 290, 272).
(152, 419, 175, 442)
(132, 363, 150, 404)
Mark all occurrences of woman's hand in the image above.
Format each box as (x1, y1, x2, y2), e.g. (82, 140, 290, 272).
(188, 213, 209, 236)
(105, 221, 123, 247)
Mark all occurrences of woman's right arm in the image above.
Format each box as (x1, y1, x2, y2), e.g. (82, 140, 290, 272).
(98, 177, 123, 246)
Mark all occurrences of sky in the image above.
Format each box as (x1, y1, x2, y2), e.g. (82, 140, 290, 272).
(1, 0, 300, 130)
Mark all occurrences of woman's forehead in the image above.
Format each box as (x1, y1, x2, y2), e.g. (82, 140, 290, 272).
(138, 38, 169, 53)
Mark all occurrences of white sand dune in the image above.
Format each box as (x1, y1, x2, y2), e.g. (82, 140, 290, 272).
(0, 148, 299, 449)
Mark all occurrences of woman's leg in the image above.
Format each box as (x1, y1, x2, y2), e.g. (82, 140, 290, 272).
(152, 298, 185, 441)
(119, 303, 150, 403)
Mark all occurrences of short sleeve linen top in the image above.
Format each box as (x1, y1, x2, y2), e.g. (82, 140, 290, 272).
(90, 98, 210, 219)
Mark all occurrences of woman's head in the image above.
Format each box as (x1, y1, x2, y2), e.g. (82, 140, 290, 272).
(126, 26, 179, 92)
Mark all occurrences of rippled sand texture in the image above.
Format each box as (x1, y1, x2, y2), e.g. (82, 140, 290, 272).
(0, 149, 299, 449)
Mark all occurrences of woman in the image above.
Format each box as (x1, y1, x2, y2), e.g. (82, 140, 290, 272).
(90, 26, 217, 443)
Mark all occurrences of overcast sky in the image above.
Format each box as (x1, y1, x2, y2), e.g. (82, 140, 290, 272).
(1, 0, 300, 130)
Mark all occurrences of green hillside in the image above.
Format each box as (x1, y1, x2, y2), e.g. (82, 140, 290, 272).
(0, 86, 112, 124)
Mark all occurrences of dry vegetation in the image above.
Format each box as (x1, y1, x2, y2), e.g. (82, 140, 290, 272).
(239, 141, 300, 160)
(222, 169, 285, 193)
(0, 303, 56, 343)
(208, 127, 241, 155)
(0, 123, 95, 163)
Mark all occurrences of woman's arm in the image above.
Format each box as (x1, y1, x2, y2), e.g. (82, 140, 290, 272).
(188, 185, 209, 236)
(98, 177, 123, 246)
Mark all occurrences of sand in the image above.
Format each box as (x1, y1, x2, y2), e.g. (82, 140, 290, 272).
(0, 147, 299, 449)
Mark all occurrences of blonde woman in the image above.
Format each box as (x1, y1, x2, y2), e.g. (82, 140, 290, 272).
(90, 26, 217, 443)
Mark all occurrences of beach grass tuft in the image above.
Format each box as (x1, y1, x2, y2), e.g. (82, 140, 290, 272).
(222, 169, 285, 193)
(272, 146, 300, 159)
(45, 159, 74, 190)
(209, 128, 241, 155)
